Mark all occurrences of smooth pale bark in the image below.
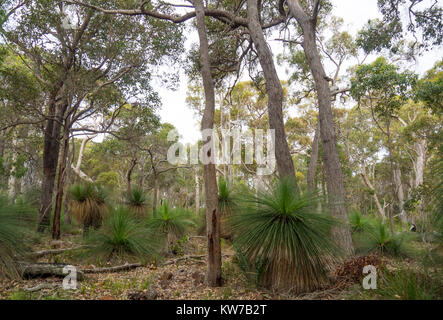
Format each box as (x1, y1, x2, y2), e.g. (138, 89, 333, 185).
(413, 139, 427, 188)
(361, 163, 386, 221)
(288, 0, 354, 255)
(195, 168, 200, 213)
(385, 116, 396, 233)
(193, 0, 222, 287)
(394, 167, 408, 224)
(246, 0, 297, 186)
(8, 137, 18, 199)
(64, 138, 73, 225)
(307, 124, 320, 192)
(72, 136, 94, 183)
(412, 138, 427, 221)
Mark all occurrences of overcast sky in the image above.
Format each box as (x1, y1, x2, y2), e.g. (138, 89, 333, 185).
(155, 0, 442, 144)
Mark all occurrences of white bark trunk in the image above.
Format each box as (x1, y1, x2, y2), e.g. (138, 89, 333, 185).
(394, 167, 407, 224)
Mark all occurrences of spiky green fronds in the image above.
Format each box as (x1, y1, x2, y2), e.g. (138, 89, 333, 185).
(0, 196, 33, 279)
(69, 183, 108, 229)
(231, 178, 341, 293)
(87, 206, 158, 261)
(218, 178, 238, 239)
(147, 201, 195, 243)
(354, 221, 415, 257)
(349, 210, 376, 233)
(125, 188, 149, 218)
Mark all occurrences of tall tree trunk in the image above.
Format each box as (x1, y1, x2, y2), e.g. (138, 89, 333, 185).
(361, 163, 386, 221)
(8, 137, 18, 199)
(52, 124, 70, 239)
(38, 96, 67, 232)
(412, 138, 427, 224)
(413, 139, 426, 188)
(126, 158, 137, 195)
(288, 1, 354, 255)
(394, 167, 407, 224)
(385, 117, 396, 233)
(195, 167, 200, 213)
(247, 0, 297, 186)
(64, 137, 73, 225)
(307, 123, 320, 191)
(193, 0, 222, 287)
(153, 173, 159, 212)
(72, 135, 94, 183)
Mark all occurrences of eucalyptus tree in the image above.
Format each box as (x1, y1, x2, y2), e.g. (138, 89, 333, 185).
(351, 57, 417, 227)
(357, 0, 442, 54)
(283, 0, 357, 254)
(279, 14, 358, 193)
(0, 46, 44, 197)
(1, 0, 182, 236)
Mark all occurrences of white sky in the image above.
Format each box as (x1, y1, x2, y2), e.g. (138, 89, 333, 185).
(155, 0, 442, 144)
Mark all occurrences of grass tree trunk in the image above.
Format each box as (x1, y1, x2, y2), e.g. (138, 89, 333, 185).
(288, 0, 354, 255)
(247, 0, 297, 187)
(193, 0, 222, 287)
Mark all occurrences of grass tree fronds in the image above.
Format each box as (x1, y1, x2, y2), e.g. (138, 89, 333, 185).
(0, 196, 34, 280)
(147, 201, 195, 249)
(354, 220, 416, 258)
(349, 210, 376, 233)
(125, 188, 149, 219)
(69, 183, 108, 235)
(87, 206, 159, 262)
(231, 177, 341, 293)
(218, 178, 238, 240)
(357, 267, 443, 300)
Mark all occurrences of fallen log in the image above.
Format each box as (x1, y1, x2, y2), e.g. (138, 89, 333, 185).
(81, 263, 142, 274)
(18, 262, 84, 281)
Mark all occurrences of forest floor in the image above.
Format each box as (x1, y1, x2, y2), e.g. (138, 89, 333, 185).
(0, 230, 409, 300)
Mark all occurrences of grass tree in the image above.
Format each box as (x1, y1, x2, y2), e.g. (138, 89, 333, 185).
(147, 201, 195, 252)
(69, 183, 108, 237)
(218, 178, 237, 240)
(231, 178, 341, 293)
(125, 188, 149, 219)
(353, 220, 415, 258)
(349, 211, 375, 233)
(0, 196, 33, 279)
(87, 206, 158, 262)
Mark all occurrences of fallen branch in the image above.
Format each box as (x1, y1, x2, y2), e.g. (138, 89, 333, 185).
(162, 253, 233, 266)
(25, 283, 59, 292)
(162, 255, 206, 266)
(29, 246, 89, 258)
(18, 262, 84, 280)
(81, 263, 142, 274)
(188, 236, 206, 239)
